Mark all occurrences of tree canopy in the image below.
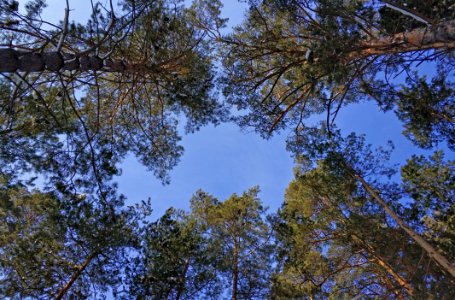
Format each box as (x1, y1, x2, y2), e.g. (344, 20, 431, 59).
(0, 172, 152, 299)
(219, 0, 454, 148)
(0, 0, 454, 299)
(0, 0, 225, 204)
(273, 130, 455, 298)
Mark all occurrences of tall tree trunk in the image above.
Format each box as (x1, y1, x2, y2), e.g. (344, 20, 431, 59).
(0, 49, 151, 73)
(175, 256, 191, 300)
(232, 236, 239, 300)
(431, 111, 455, 124)
(352, 172, 455, 278)
(54, 251, 98, 300)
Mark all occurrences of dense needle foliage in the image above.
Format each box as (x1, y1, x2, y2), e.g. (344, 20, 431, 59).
(0, 0, 454, 298)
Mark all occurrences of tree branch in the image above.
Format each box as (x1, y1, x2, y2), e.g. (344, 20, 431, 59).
(381, 1, 433, 26)
(54, 251, 99, 300)
(56, 0, 70, 52)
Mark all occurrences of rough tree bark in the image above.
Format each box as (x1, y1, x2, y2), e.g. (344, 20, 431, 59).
(346, 20, 455, 61)
(0, 49, 128, 73)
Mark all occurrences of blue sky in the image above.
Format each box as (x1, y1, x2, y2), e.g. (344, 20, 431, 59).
(117, 0, 294, 216)
(35, 0, 451, 219)
(114, 0, 447, 218)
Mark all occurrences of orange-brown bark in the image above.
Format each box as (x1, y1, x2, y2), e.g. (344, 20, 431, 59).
(347, 21, 455, 61)
(54, 252, 98, 300)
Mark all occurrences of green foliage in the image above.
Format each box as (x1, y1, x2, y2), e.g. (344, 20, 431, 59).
(274, 129, 455, 298)
(0, 173, 152, 299)
(1, 1, 454, 298)
(367, 71, 455, 150)
(190, 188, 274, 300)
(0, 0, 226, 201)
(401, 151, 455, 258)
(125, 208, 222, 300)
(272, 164, 411, 298)
(122, 188, 274, 300)
(218, 0, 454, 150)
(395, 74, 454, 150)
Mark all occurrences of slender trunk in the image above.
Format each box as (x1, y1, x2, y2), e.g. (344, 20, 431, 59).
(358, 238, 413, 296)
(232, 236, 239, 300)
(346, 20, 455, 61)
(320, 196, 414, 295)
(175, 257, 191, 300)
(441, 113, 455, 124)
(319, 195, 414, 295)
(381, 273, 406, 300)
(353, 172, 455, 278)
(369, 253, 413, 296)
(54, 251, 98, 300)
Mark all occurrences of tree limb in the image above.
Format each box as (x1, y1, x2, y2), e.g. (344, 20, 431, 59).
(54, 251, 99, 300)
(56, 0, 70, 52)
(381, 0, 434, 26)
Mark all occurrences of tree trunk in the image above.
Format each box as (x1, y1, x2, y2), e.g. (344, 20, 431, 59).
(175, 256, 191, 300)
(347, 20, 455, 61)
(54, 251, 98, 300)
(352, 172, 455, 278)
(369, 252, 413, 296)
(431, 110, 455, 124)
(356, 236, 413, 296)
(232, 236, 239, 300)
(0, 49, 130, 73)
(381, 273, 406, 300)
(320, 196, 414, 295)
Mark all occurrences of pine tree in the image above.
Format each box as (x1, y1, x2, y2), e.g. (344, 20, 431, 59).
(273, 163, 419, 299)
(275, 127, 455, 297)
(125, 207, 222, 300)
(217, 0, 454, 148)
(0, 0, 226, 200)
(190, 188, 274, 300)
(0, 172, 152, 299)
